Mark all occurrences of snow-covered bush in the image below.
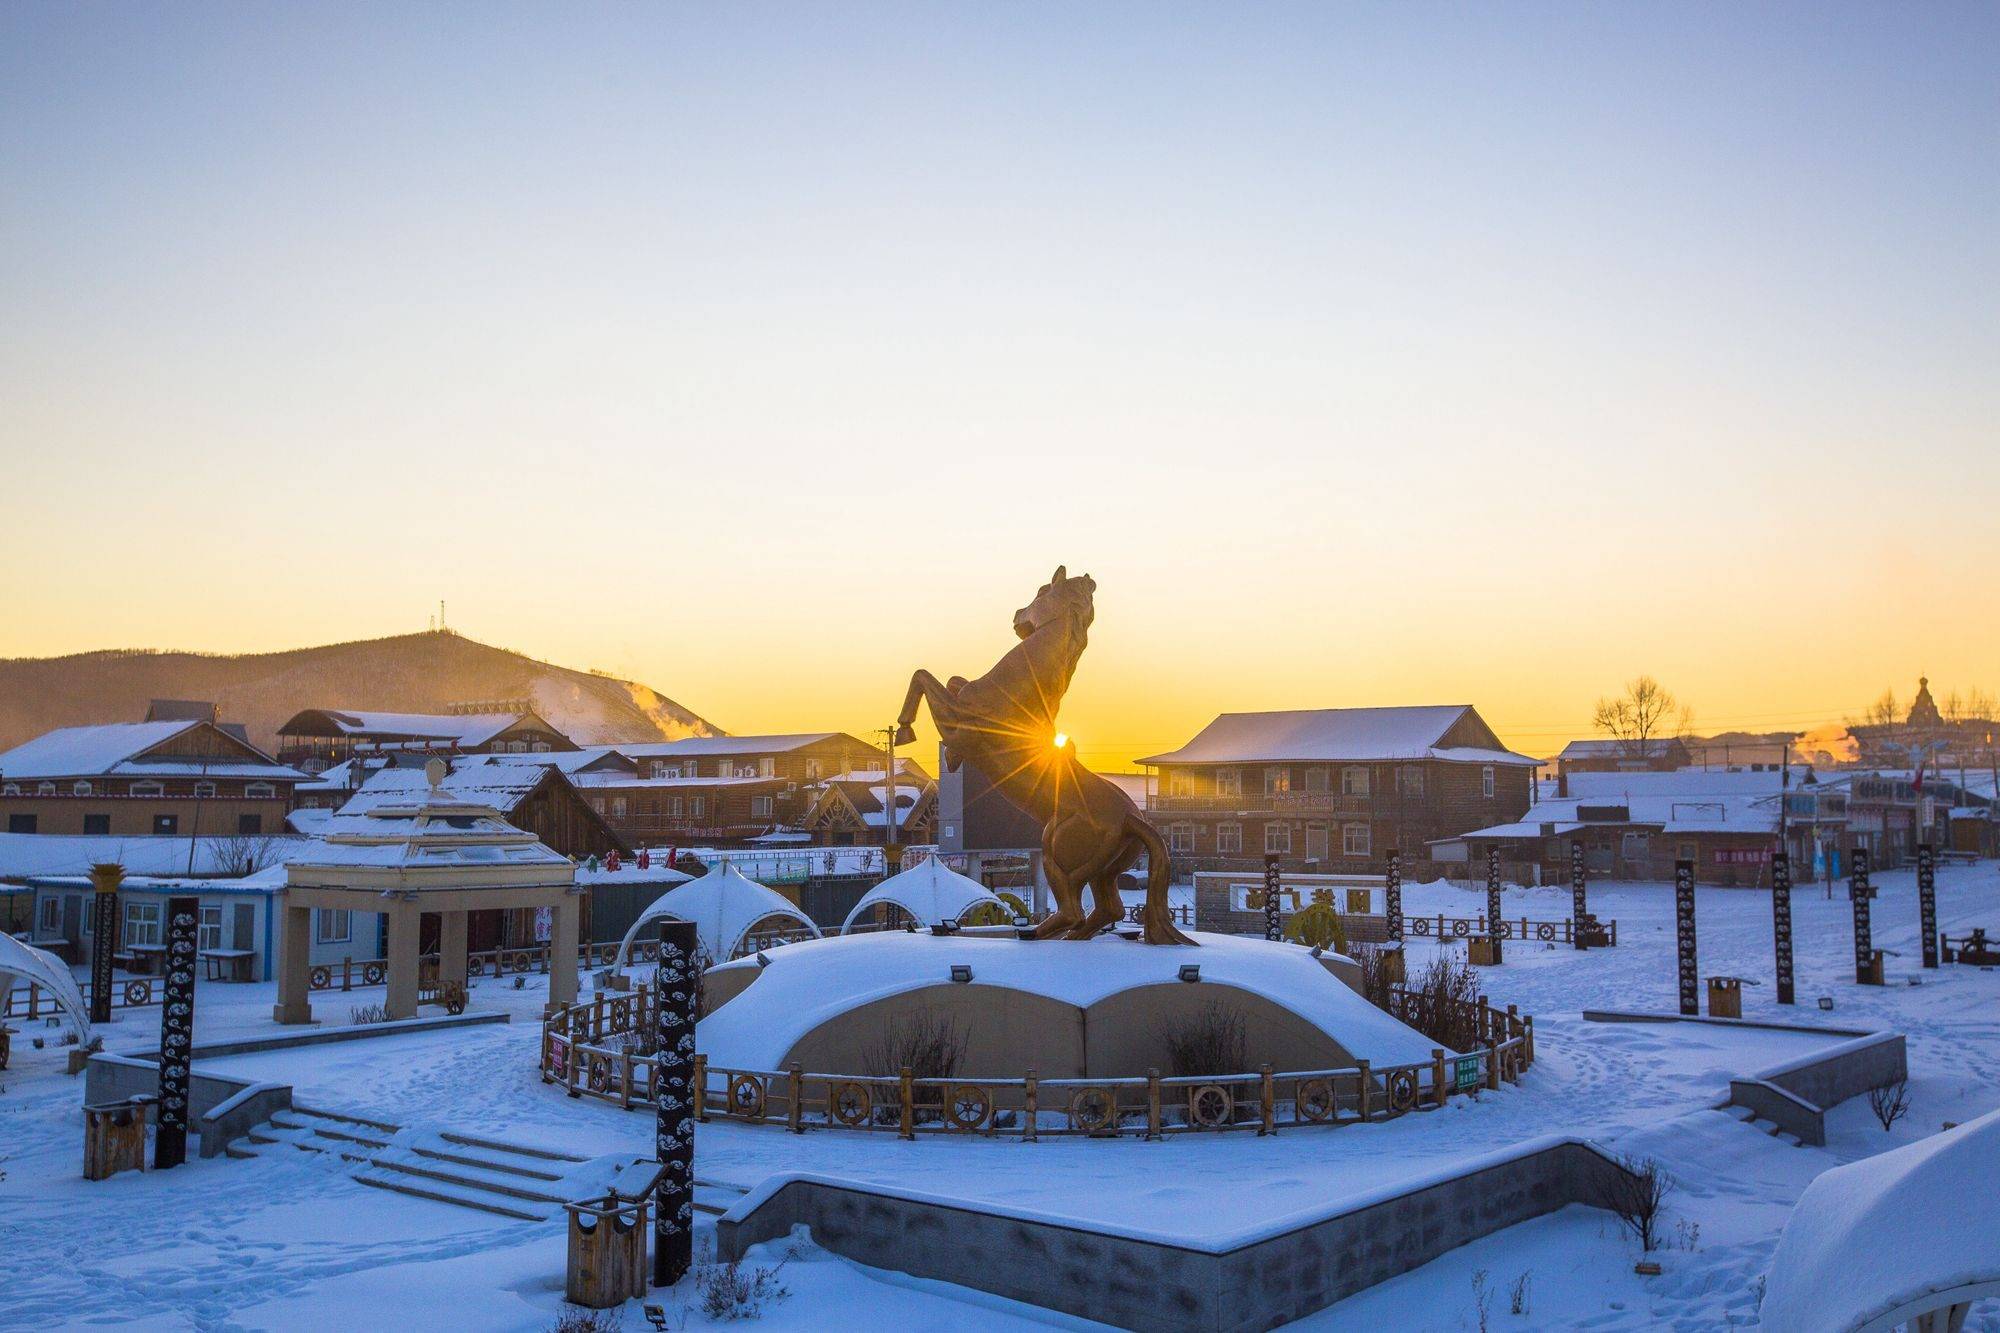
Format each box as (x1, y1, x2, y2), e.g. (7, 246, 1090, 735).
(695, 1255, 790, 1321)
(1866, 1076, 1910, 1132)
(1392, 955, 1482, 1052)
(547, 1305, 621, 1332)
(864, 1008, 965, 1122)
(349, 1003, 391, 1025)
(1606, 1155, 1674, 1252)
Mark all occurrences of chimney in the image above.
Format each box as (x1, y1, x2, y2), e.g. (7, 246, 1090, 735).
(1557, 758, 1570, 798)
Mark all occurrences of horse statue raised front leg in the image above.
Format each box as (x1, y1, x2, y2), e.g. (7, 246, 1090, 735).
(895, 566, 1195, 947)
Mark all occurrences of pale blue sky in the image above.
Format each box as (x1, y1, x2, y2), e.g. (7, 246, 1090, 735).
(2, 4, 1994, 758)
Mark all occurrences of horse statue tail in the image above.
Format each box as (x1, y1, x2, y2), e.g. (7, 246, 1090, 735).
(1126, 813, 1197, 947)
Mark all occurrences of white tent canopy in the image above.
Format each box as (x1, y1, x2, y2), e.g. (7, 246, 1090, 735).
(1761, 1106, 2000, 1332)
(614, 862, 821, 970)
(839, 857, 1006, 934)
(0, 932, 92, 1044)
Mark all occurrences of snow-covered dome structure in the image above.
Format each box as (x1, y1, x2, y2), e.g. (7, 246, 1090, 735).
(613, 862, 821, 968)
(838, 857, 1005, 934)
(0, 931, 91, 1044)
(1761, 1107, 2000, 1332)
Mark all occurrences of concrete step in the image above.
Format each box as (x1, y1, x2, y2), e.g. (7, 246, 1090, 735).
(224, 1138, 264, 1160)
(438, 1129, 589, 1165)
(352, 1169, 551, 1222)
(410, 1143, 567, 1182)
(366, 1153, 572, 1205)
(1719, 1105, 1756, 1122)
(292, 1102, 404, 1135)
(267, 1112, 393, 1151)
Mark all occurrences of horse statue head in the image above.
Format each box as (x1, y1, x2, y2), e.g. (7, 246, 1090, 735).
(1014, 565, 1096, 641)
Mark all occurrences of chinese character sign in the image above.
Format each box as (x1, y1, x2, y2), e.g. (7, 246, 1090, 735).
(1771, 850, 1794, 1005)
(1850, 847, 1874, 984)
(1917, 845, 1938, 969)
(1569, 841, 1587, 951)
(1674, 860, 1698, 1016)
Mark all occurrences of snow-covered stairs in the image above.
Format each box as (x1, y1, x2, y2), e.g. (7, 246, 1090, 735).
(228, 1107, 614, 1221)
(1715, 1103, 1804, 1148)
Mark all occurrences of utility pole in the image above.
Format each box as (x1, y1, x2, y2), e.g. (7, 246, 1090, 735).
(879, 725, 900, 876)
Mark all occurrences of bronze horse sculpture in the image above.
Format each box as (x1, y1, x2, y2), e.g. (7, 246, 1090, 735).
(896, 567, 1195, 946)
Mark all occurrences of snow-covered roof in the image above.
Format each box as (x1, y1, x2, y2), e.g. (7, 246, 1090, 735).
(0, 833, 308, 885)
(287, 775, 573, 877)
(333, 763, 550, 815)
(0, 721, 302, 782)
(1760, 1108, 2000, 1333)
(699, 930, 1447, 1072)
(285, 710, 537, 748)
(839, 858, 1003, 933)
(0, 931, 90, 1043)
(613, 862, 820, 965)
(1555, 738, 1685, 760)
(1139, 707, 1536, 766)
(611, 734, 841, 759)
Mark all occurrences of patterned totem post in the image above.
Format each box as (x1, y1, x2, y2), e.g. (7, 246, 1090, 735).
(1569, 841, 1588, 949)
(1485, 848, 1504, 964)
(1674, 859, 1698, 1016)
(652, 919, 698, 1289)
(1771, 850, 1795, 1005)
(154, 895, 200, 1169)
(1850, 847, 1875, 985)
(1383, 849, 1403, 942)
(88, 863, 121, 1025)
(1917, 844, 1939, 969)
(1262, 853, 1283, 942)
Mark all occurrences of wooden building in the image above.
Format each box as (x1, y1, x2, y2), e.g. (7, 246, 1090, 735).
(0, 720, 306, 838)
(1138, 706, 1539, 875)
(1553, 737, 1693, 774)
(274, 706, 578, 773)
(800, 775, 939, 847)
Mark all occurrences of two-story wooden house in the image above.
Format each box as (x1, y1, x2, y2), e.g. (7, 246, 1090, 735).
(0, 720, 308, 837)
(274, 706, 578, 773)
(1137, 706, 1538, 872)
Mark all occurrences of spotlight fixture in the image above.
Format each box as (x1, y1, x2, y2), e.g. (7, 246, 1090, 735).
(950, 964, 973, 984)
(643, 1305, 667, 1330)
(1308, 945, 1323, 959)
(755, 951, 771, 968)
(1817, 995, 1834, 1011)
(1178, 964, 1201, 983)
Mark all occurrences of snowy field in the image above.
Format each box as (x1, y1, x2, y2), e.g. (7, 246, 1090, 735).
(3, 862, 1997, 1330)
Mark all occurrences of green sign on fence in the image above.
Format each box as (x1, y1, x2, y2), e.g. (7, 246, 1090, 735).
(1453, 1056, 1481, 1091)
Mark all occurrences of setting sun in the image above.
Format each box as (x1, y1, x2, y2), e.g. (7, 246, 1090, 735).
(1053, 732, 1070, 750)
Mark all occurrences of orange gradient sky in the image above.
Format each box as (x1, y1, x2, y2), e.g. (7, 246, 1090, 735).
(2, 6, 1995, 768)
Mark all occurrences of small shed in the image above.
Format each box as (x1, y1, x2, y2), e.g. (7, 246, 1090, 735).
(838, 857, 1005, 934)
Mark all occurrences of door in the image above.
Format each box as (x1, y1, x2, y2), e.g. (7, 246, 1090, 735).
(233, 903, 255, 951)
(61, 894, 83, 959)
(1304, 823, 1329, 864)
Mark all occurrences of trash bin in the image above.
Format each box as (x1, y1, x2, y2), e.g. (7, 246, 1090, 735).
(564, 1191, 650, 1307)
(1861, 950, 1886, 986)
(83, 1094, 154, 1181)
(1706, 976, 1744, 1019)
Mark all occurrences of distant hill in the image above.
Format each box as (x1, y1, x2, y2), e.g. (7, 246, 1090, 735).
(0, 631, 723, 754)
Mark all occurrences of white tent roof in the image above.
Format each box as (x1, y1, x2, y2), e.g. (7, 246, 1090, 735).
(0, 932, 91, 1044)
(840, 858, 1004, 934)
(1760, 1107, 2000, 1332)
(614, 862, 820, 967)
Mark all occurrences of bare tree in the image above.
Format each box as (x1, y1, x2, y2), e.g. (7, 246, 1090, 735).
(1867, 1076, 1911, 1132)
(1592, 676, 1693, 759)
(1942, 688, 1997, 724)
(1850, 689, 1901, 729)
(1605, 1155, 1674, 1252)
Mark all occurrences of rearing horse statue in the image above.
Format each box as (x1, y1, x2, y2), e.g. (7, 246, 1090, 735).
(896, 567, 1195, 946)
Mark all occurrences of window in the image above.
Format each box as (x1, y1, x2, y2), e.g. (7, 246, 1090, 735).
(1214, 768, 1241, 798)
(1264, 769, 1291, 797)
(531, 742, 551, 753)
(612, 797, 628, 819)
(1264, 823, 1292, 854)
(152, 814, 179, 835)
(1168, 823, 1196, 854)
(1341, 766, 1370, 797)
(198, 906, 223, 952)
(590, 798, 605, 814)
(124, 901, 162, 947)
(0, 782, 16, 795)
(669, 796, 684, 817)
(751, 795, 774, 819)
(691, 797, 705, 818)
(83, 814, 110, 835)
(245, 782, 275, 799)
(9, 813, 36, 834)
(193, 781, 216, 799)
(805, 759, 823, 780)
(36, 781, 55, 796)
(1305, 768, 1330, 794)
(1215, 822, 1242, 854)
(1343, 823, 1372, 857)
(237, 813, 262, 835)
(72, 780, 93, 796)
(509, 741, 527, 754)
(759, 758, 776, 778)
(1169, 773, 1195, 798)
(1397, 766, 1425, 797)
(315, 909, 352, 945)
(130, 781, 164, 798)
(38, 895, 60, 934)
(1679, 841, 1697, 862)
(1481, 766, 1496, 799)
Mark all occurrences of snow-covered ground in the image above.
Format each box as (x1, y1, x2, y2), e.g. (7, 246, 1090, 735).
(3, 862, 1997, 1329)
